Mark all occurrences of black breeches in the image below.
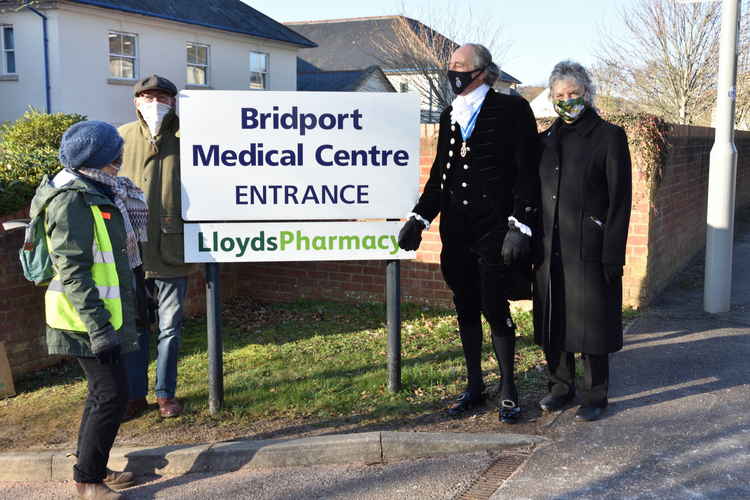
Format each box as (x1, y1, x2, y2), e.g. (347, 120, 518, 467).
(439, 211, 517, 392)
(441, 240, 514, 336)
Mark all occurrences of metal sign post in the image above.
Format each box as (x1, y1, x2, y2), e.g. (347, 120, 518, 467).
(386, 260, 401, 393)
(206, 262, 223, 413)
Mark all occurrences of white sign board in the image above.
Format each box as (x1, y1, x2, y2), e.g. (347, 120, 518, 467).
(184, 221, 414, 262)
(179, 91, 421, 221)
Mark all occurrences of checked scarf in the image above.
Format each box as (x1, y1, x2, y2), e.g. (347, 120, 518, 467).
(77, 167, 149, 269)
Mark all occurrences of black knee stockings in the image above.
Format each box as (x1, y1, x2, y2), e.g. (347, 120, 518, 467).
(458, 321, 518, 402)
(491, 332, 517, 402)
(458, 322, 484, 395)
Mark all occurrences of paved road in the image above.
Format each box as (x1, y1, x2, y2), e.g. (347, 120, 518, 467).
(494, 225, 750, 499)
(2, 451, 498, 499)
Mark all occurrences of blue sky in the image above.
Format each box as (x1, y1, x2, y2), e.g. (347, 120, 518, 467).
(245, 0, 635, 86)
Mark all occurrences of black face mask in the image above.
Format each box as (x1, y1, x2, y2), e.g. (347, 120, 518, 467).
(447, 66, 486, 95)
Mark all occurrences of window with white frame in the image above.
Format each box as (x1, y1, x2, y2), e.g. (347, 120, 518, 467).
(1, 25, 15, 74)
(186, 42, 209, 86)
(249, 51, 268, 90)
(108, 31, 137, 79)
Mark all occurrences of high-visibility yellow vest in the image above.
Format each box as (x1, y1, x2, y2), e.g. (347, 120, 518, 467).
(45, 205, 123, 332)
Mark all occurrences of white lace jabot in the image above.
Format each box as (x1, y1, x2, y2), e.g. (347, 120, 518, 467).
(450, 83, 490, 131)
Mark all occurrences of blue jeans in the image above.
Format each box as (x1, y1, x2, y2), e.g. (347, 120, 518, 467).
(125, 276, 188, 400)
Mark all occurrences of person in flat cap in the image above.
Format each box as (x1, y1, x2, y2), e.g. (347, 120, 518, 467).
(30, 120, 149, 498)
(118, 74, 194, 420)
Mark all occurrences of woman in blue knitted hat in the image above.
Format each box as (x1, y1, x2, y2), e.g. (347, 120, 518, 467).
(30, 120, 149, 499)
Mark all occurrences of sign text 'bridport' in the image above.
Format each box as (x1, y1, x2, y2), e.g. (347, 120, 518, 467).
(179, 91, 421, 221)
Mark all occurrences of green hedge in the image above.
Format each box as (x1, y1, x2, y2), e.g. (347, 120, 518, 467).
(0, 109, 86, 216)
(536, 112, 670, 190)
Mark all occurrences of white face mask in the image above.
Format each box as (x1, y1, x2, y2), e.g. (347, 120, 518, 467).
(138, 101, 172, 137)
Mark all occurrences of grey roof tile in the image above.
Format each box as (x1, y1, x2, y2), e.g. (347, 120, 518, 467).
(67, 0, 316, 47)
(289, 16, 520, 83)
(297, 64, 394, 92)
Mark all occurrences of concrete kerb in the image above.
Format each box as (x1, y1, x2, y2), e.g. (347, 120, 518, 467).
(0, 431, 548, 481)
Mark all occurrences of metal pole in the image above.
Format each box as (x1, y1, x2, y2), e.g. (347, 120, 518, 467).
(25, 6, 51, 113)
(205, 263, 224, 413)
(386, 260, 401, 392)
(705, 0, 742, 313)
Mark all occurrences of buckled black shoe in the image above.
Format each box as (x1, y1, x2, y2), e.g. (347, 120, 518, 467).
(447, 391, 485, 417)
(575, 405, 606, 421)
(539, 392, 574, 412)
(499, 399, 521, 424)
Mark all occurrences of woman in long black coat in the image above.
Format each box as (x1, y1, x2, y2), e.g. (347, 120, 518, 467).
(533, 61, 632, 421)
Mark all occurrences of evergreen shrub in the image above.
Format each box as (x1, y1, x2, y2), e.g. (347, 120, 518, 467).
(0, 109, 86, 215)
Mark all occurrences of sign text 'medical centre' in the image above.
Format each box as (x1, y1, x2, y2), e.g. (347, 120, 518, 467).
(191, 106, 409, 168)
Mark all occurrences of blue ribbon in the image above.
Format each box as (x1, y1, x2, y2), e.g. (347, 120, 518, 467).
(460, 104, 483, 142)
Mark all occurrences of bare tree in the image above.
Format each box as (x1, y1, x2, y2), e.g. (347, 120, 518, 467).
(598, 0, 721, 125)
(0, 0, 42, 13)
(589, 60, 632, 114)
(735, 4, 750, 129)
(371, 4, 509, 119)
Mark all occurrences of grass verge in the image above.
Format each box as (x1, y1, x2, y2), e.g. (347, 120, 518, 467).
(1, 299, 637, 451)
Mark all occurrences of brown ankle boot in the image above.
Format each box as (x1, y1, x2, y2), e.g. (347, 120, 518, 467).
(75, 481, 123, 499)
(156, 397, 183, 418)
(103, 468, 135, 489)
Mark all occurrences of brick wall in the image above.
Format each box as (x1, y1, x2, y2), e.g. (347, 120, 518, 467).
(237, 259, 453, 308)
(629, 126, 750, 304)
(184, 265, 239, 318)
(3, 122, 750, 375)
(0, 223, 237, 376)
(0, 227, 61, 375)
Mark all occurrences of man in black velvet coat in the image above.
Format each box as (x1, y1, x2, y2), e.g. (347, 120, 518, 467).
(398, 44, 540, 423)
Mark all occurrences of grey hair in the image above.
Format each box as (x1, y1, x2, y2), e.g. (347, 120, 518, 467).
(466, 43, 500, 86)
(548, 60, 596, 105)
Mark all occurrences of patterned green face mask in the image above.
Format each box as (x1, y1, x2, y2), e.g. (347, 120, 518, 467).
(553, 97, 586, 123)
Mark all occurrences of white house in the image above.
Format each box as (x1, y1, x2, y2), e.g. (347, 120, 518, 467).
(0, 0, 315, 125)
(530, 88, 556, 118)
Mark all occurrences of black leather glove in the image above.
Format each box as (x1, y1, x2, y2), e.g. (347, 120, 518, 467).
(603, 263, 623, 286)
(95, 345, 121, 365)
(501, 228, 531, 266)
(398, 216, 425, 251)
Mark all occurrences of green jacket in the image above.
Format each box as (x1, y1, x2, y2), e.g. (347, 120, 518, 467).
(118, 111, 196, 279)
(30, 171, 139, 358)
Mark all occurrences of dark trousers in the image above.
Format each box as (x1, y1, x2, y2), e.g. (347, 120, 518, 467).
(75, 356, 129, 483)
(546, 350, 609, 408)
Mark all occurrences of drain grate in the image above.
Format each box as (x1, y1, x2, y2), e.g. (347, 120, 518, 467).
(455, 453, 528, 500)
